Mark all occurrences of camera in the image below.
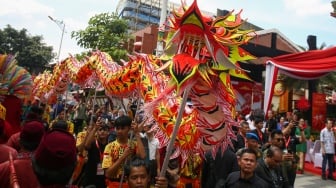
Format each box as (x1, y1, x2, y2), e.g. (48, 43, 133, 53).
(136, 114, 144, 123)
(284, 120, 297, 128)
(287, 148, 293, 154)
(291, 120, 298, 127)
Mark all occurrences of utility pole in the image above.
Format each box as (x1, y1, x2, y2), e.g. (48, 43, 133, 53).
(48, 16, 66, 118)
(307, 35, 317, 127)
(156, 0, 168, 56)
(48, 16, 65, 64)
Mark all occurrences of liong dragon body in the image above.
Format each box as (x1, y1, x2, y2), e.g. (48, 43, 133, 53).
(32, 0, 255, 159)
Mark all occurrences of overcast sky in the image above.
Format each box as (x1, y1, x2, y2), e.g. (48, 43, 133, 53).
(1, 0, 335, 62)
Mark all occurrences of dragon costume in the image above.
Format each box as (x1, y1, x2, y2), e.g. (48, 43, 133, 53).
(32, 0, 255, 161)
(0, 54, 33, 140)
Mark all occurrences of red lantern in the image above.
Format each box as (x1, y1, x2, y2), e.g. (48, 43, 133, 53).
(296, 97, 310, 111)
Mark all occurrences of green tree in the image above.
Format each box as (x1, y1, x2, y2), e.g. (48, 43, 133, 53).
(0, 25, 55, 74)
(71, 12, 130, 62)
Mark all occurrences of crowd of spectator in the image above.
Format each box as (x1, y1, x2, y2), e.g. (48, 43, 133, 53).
(0, 96, 335, 188)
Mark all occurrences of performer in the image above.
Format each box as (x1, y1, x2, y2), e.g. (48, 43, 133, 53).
(81, 118, 109, 188)
(73, 97, 87, 135)
(49, 110, 74, 135)
(177, 152, 202, 188)
(125, 156, 168, 188)
(102, 115, 146, 188)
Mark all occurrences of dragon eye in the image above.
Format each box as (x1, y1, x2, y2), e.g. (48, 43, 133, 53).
(216, 27, 224, 35)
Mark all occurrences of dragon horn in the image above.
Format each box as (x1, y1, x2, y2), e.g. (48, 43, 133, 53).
(9, 152, 20, 188)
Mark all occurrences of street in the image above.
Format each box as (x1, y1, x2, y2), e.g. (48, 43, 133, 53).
(295, 173, 335, 187)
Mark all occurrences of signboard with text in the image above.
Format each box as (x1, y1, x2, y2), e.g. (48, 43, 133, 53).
(312, 93, 326, 131)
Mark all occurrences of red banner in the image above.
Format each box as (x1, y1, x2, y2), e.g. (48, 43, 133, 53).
(232, 81, 263, 115)
(312, 93, 326, 131)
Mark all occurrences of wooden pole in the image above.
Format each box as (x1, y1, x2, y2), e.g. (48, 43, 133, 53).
(159, 88, 190, 177)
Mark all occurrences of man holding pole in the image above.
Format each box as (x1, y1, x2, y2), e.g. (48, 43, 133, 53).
(102, 115, 146, 188)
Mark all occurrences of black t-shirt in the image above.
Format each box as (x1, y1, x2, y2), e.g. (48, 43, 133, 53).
(225, 171, 269, 188)
(232, 134, 245, 152)
(82, 140, 107, 188)
(201, 147, 240, 188)
(284, 135, 300, 154)
(266, 118, 277, 133)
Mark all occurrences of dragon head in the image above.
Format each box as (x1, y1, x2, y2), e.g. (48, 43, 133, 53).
(163, 0, 255, 92)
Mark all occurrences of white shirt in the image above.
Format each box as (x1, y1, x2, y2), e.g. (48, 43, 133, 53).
(141, 133, 159, 160)
(148, 136, 159, 160)
(320, 127, 335, 154)
(245, 114, 256, 130)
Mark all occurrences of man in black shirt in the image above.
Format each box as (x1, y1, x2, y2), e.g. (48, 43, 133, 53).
(255, 146, 287, 188)
(201, 147, 239, 187)
(281, 120, 306, 187)
(233, 121, 250, 152)
(266, 110, 277, 139)
(225, 148, 269, 188)
(82, 121, 110, 188)
(250, 118, 268, 147)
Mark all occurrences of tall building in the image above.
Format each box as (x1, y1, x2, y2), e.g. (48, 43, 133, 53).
(116, 0, 214, 32)
(116, 0, 171, 32)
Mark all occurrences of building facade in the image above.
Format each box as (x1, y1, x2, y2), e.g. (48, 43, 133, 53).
(116, 0, 214, 32)
(116, 0, 174, 32)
